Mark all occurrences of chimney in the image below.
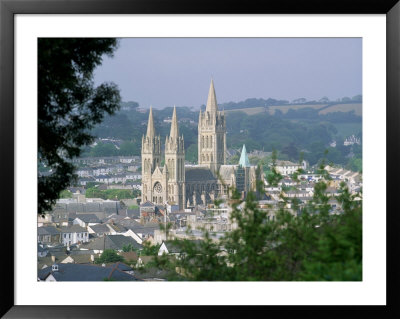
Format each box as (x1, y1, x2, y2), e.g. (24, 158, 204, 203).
(90, 255, 94, 262)
(51, 255, 56, 263)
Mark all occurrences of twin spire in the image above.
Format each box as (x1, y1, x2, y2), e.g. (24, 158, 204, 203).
(146, 106, 155, 139)
(146, 78, 216, 139)
(169, 105, 179, 139)
(145, 105, 180, 140)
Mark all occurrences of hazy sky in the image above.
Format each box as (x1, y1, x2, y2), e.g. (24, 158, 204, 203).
(94, 38, 362, 109)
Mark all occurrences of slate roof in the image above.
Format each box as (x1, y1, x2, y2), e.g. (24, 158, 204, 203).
(38, 263, 141, 281)
(108, 262, 133, 272)
(140, 201, 155, 208)
(38, 226, 60, 236)
(185, 167, 216, 182)
(88, 224, 110, 234)
(75, 214, 100, 223)
(82, 235, 142, 251)
(107, 223, 128, 233)
(127, 209, 140, 219)
(59, 225, 87, 233)
(106, 235, 142, 250)
(70, 254, 99, 264)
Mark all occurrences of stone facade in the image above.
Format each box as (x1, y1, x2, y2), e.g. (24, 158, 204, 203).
(141, 80, 260, 210)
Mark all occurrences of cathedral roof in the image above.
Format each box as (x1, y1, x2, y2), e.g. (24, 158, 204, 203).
(219, 165, 236, 181)
(205, 79, 218, 114)
(185, 167, 216, 182)
(239, 144, 250, 167)
(169, 106, 179, 139)
(146, 106, 155, 138)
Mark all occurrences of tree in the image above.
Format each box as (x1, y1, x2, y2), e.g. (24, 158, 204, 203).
(95, 249, 125, 264)
(153, 165, 362, 281)
(38, 38, 121, 215)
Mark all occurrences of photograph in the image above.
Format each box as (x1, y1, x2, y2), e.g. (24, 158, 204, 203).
(37, 37, 363, 282)
(1, 2, 397, 315)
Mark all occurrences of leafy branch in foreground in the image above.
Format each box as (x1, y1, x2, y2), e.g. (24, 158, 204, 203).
(38, 38, 121, 215)
(153, 158, 362, 281)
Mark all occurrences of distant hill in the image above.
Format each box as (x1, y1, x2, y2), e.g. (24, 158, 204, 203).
(225, 103, 362, 117)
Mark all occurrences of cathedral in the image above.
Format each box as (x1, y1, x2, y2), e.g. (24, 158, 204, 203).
(141, 80, 259, 210)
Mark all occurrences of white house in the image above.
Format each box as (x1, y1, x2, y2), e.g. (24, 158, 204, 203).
(275, 160, 307, 176)
(59, 225, 89, 246)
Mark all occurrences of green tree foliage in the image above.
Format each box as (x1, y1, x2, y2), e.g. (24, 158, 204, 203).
(140, 242, 160, 256)
(95, 249, 125, 264)
(85, 187, 140, 200)
(59, 190, 73, 198)
(154, 166, 362, 281)
(185, 144, 198, 164)
(38, 38, 121, 215)
(89, 142, 119, 157)
(122, 244, 136, 252)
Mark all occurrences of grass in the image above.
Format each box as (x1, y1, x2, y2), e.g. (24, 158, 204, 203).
(319, 103, 362, 116)
(225, 104, 328, 116)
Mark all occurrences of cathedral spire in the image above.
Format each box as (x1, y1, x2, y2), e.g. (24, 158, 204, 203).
(206, 79, 218, 114)
(146, 106, 155, 138)
(239, 144, 250, 167)
(169, 105, 179, 139)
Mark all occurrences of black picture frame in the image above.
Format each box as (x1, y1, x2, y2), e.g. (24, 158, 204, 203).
(1, 0, 399, 318)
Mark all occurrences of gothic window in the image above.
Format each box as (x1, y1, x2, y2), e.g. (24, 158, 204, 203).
(210, 154, 213, 162)
(154, 182, 162, 194)
(144, 185, 147, 193)
(201, 136, 204, 148)
(177, 159, 180, 180)
(206, 154, 209, 162)
(206, 136, 209, 148)
(210, 136, 212, 148)
(159, 196, 162, 203)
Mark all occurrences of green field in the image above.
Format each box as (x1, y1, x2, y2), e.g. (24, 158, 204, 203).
(225, 104, 327, 116)
(319, 103, 362, 116)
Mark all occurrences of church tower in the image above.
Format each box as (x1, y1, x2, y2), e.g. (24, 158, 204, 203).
(165, 106, 186, 209)
(198, 79, 226, 174)
(141, 107, 162, 203)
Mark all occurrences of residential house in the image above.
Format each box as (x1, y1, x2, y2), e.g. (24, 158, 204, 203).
(37, 226, 61, 245)
(87, 224, 112, 237)
(275, 160, 305, 176)
(73, 214, 101, 228)
(38, 263, 141, 281)
(79, 234, 142, 254)
(59, 225, 89, 246)
(37, 244, 48, 257)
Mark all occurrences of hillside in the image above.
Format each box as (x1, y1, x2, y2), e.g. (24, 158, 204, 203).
(82, 99, 362, 170)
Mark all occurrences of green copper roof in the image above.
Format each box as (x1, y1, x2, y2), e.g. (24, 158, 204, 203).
(239, 144, 250, 167)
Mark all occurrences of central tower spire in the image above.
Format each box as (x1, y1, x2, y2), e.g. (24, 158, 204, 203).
(198, 79, 226, 174)
(206, 79, 218, 114)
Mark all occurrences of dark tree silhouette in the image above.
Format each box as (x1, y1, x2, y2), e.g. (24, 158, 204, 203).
(38, 38, 121, 215)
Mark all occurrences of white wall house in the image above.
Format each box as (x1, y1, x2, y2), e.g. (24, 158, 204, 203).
(60, 225, 89, 246)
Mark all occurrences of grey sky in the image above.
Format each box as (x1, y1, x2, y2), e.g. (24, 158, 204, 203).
(94, 38, 362, 109)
